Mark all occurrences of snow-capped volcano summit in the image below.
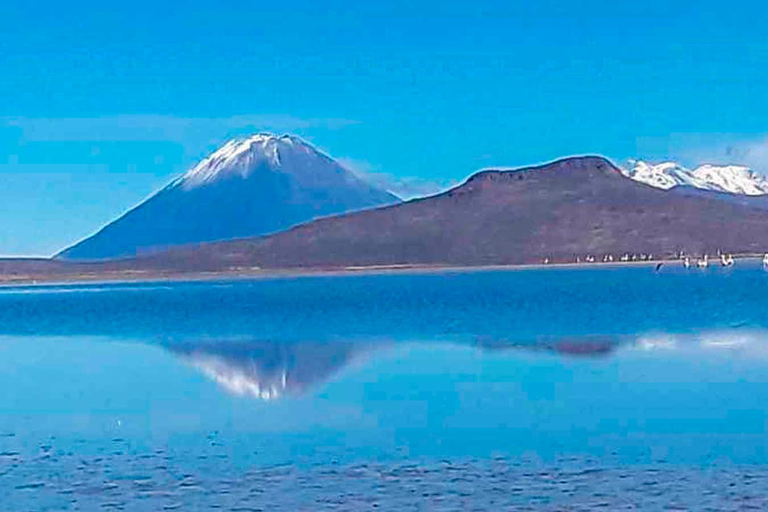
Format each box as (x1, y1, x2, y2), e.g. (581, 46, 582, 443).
(179, 133, 318, 190)
(58, 133, 400, 260)
(622, 160, 768, 196)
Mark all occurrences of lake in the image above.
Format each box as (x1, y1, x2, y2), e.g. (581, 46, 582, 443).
(3, 264, 768, 510)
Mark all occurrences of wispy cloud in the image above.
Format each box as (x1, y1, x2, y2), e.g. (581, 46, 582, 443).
(1, 114, 361, 169)
(722, 138, 768, 171)
(337, 157, 460, 200)
(635, 133, 768, 173)
(2, 114, 360, 143)
(683, 137, 768, 172)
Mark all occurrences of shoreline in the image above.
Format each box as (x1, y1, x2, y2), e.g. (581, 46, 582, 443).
(1, 256, 763, 288)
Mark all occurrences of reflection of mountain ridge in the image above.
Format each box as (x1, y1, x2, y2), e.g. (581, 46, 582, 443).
(164, 336, 627, 401)
(473, 335, 621, 358)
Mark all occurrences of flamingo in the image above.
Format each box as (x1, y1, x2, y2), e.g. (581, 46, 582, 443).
(720, 254, 734, 267)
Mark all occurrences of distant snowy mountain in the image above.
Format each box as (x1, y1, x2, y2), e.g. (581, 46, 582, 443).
(691, 164, 768, 195)
(622, 160, 768, 196)
(58, 134, 400, 260)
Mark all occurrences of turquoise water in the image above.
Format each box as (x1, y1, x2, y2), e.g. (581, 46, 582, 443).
(2, 265, 768, 509)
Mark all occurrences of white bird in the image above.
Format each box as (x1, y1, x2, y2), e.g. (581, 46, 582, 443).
(697, 255, 709, 269)
(762, 254, 768, 267)
(683, 257, 691, 269)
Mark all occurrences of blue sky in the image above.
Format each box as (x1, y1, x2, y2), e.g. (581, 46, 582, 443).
(2, 0, 768, 256)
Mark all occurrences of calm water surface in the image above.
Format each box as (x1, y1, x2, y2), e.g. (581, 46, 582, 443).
(2, 265, 768, 510)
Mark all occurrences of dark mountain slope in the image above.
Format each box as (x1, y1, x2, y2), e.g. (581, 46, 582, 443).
(130, 156, 768, 271)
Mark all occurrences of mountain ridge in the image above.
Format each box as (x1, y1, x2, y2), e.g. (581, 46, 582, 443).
(8, 154, 768, 284)
(120, 155, 768, 272)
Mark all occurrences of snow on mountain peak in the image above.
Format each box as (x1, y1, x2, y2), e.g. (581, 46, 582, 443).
(179, 133, 316, 190)
(622, 160, 768, 196)
(622, 160, 707, 190)
(690, 164, 768, 195)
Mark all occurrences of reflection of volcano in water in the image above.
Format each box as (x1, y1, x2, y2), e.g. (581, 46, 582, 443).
(164, 336, 629, 401)
(166, 340, 368, 401)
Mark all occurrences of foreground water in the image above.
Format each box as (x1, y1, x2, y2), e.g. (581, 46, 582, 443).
(2, 264, 768, 510)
